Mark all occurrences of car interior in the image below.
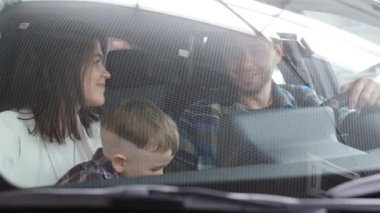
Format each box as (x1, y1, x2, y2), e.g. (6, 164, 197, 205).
(0, 1, 343, 120)
(1, 1, 380, 198)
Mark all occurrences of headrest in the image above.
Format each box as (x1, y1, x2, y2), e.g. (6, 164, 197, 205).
(105, 49, 157, 88)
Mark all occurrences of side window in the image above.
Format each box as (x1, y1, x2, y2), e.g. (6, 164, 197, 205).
(302, 11, 380, 84)
(303, 11, 380, 45)
(272, 69, 286, 85)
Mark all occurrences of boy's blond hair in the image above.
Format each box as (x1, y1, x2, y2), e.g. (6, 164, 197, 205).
(101, 99, 179, 155)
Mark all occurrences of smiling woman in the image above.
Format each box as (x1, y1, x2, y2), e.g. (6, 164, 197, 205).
(83, 41, 111, 107)
(0, 18, 109, 187)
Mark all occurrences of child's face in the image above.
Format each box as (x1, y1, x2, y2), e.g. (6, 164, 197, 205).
(123, 146, 173, 177)
(101, 128, 174, 177)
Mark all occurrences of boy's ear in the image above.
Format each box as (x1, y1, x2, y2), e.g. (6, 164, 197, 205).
(111, 154, 127, 174)
(273, 41, 284, 64)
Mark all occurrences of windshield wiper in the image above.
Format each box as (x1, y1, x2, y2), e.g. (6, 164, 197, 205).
(0, 185, 302, 212)
(3, 184, 380, 212)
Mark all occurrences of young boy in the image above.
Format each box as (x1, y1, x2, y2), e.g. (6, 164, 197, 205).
(56, 100, 179, 185)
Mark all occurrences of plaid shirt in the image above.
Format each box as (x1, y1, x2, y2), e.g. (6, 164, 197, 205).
(56, 148, 119, 185)
(172, 83, 353, 170)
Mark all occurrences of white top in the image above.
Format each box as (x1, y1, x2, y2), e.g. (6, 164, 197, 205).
(0, 110, 102, 188)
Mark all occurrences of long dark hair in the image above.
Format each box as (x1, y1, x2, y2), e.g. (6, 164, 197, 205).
(3, 19, 106, 143)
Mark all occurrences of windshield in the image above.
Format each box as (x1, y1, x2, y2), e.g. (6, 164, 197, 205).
(1, 0, 380, 204)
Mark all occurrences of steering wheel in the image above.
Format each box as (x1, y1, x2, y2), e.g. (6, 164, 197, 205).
(321, 92, 351, 109)
(322, 92, 380, 151)
(322, 91, 380, 115)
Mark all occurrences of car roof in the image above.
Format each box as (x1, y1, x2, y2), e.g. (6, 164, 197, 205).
(12, 0, 380, 72)
(20, 0, 267, 36)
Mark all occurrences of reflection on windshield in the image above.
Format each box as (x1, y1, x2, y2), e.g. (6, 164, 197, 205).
(304, 11, 380, 45)
(2, 0, 380, 202)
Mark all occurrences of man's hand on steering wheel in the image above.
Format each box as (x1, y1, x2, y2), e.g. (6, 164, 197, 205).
(341, 77, 380, 110)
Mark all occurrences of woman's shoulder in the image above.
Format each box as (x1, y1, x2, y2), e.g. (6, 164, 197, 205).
(0, 109, 34, 129)
(0, 109, 30, 119)
(0, 110, 21, 123)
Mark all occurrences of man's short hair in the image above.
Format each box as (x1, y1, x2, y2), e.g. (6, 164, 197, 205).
(101, 99, 179, 154)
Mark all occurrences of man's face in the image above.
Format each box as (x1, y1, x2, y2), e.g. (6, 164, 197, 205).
(224, 37, 279, 94)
